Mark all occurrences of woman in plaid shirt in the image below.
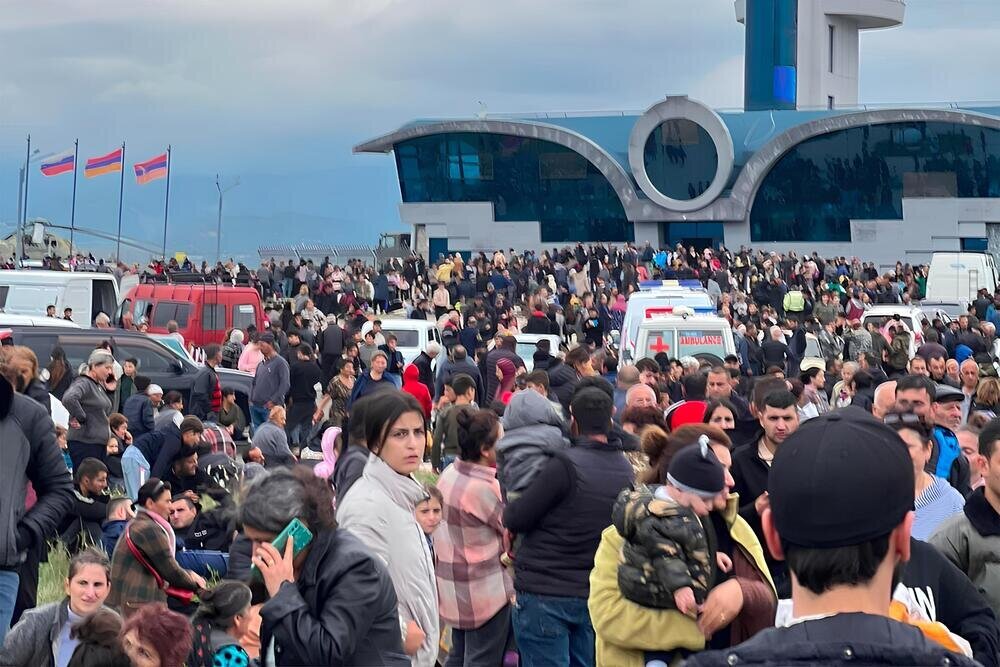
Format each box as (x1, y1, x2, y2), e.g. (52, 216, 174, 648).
(435, 408, 513, 666)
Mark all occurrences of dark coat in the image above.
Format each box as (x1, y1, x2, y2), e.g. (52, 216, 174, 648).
(545, 359, 579, 413)
(685, 612, 978, 666)
(123, 394, 155, 437)
(411, 351, 435, 399)
(0, 378, 73, 569)
(504, 435, 634, 598)
(189, 363, 220, 421)
(730, 441, 789, 598)
(259, 528, 408, 666)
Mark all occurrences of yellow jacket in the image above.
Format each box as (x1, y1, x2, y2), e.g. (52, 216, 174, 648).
(588, 495, 774, 667)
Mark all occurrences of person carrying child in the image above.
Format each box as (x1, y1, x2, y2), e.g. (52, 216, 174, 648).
(613, 435, 730, 617)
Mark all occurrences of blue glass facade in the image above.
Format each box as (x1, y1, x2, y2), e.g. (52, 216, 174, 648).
(643, 119, 718, 200)
(744, 0, 797, 111)
(394, 132, 632, 243)
(750, 121, 1000, 242)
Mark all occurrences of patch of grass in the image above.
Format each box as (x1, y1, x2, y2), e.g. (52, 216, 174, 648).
(38, 541, 71, 606)
(414, 469, 438, 486)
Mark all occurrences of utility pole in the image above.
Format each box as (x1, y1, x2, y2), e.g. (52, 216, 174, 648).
(215, 174, 240, 264)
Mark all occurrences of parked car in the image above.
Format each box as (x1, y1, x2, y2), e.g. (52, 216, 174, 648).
(0, 314, 80, 328)
(366, 318, 443, 364)
(9, 326, 253, 417)
(122, 279, 267, 349)
(511, 333, 562, 372)
(860, 305, 930, 360)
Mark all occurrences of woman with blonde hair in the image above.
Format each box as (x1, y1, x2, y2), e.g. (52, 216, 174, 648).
(974, 377, 1000, 413)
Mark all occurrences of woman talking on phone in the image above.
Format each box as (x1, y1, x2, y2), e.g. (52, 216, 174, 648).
(336, 391, 440, 667)
(241, 467, 407, 666)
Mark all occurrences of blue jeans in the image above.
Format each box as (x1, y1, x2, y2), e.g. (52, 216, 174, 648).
(0, 570, 19, 644)
(513, 591, 594, 667)
(250, 405, 270, 433)
(176, 550, 229, 579)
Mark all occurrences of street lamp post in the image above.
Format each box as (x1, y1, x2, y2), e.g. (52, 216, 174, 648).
(215, 174, 240, 265)
(16, 148, 40, 265)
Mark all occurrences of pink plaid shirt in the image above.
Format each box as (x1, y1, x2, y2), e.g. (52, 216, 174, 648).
(434, 459, 513, 629)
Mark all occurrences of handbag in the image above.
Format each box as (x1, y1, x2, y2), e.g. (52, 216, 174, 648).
(124, 526, 197, 604)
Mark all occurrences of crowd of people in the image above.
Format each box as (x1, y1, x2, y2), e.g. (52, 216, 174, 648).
(6, 241, 1000, 665)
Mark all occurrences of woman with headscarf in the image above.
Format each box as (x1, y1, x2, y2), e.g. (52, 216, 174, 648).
(493, 357, 517, 403)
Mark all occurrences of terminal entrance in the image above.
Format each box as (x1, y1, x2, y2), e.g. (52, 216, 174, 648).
(662, 221, 723, 252)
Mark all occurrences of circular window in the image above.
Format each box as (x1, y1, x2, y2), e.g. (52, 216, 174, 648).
(642, 119, 718, 200)
(628, 97, 735, 213)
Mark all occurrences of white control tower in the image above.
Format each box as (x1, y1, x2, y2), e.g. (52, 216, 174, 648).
(736, 0, 905, 110)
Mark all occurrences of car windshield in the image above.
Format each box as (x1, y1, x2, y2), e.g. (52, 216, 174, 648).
(865, 315, 916, 331)
(382, 328, 420, 347)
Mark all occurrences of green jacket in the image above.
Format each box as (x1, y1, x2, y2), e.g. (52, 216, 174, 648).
(431, 404, 474, 470)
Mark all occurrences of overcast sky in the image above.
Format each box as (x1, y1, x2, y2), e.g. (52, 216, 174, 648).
(3, 0, 999, 258)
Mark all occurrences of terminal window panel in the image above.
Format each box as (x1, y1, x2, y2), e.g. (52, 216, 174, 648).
(395, 132, 632, 243)
(750, 121, 1000, 242)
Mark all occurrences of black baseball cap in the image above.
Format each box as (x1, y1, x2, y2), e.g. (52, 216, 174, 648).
(768, 408, 914, 549)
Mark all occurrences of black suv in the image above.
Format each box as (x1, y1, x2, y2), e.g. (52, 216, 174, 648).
(9, 327, 253, 415)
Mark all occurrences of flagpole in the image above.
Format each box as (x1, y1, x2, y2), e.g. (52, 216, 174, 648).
(115, 141, 126, 263)
(69, 139, 79, 260)
(20, 134, 31, 262)
(161, 145, 171, 260)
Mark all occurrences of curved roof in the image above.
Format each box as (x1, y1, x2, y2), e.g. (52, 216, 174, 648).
(356, 102, 1000, 222)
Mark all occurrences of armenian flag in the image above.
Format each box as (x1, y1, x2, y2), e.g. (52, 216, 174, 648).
(84, 147, 123, 178)
(134, 152, 168, 185)
(39, 150, 74, 177)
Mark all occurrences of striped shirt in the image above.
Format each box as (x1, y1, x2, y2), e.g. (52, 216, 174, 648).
(914, 475, 966, 542)
(434, 459, 513, 629)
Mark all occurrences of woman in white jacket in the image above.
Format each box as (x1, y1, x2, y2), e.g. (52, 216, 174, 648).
(336, 391, 439, 667)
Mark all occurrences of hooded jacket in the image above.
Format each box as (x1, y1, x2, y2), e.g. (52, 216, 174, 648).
(503, 433, 634, 599)
(496, 390, 569, 499)
(401, 365, 432, 420)
(336, 454, 440, 667)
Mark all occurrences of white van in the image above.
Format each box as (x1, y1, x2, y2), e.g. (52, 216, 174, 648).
(620, 289, 715, 361)
(0, 271, 120, 327)
(629, 311, 735, 367)
(925, 252, 999, 305)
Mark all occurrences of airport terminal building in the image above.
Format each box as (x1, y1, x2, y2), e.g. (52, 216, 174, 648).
(356, 0, 1000, 267)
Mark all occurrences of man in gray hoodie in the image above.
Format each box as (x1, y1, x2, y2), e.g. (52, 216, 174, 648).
(496, 389, 569, 502)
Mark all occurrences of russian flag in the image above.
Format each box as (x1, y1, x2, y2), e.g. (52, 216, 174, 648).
(39, 150, 74, 177)
(84, 148, 123, 178)
(134, 152, 168, 185)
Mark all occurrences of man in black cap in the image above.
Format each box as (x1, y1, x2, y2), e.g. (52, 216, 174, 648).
(687, 409, 977, 666)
